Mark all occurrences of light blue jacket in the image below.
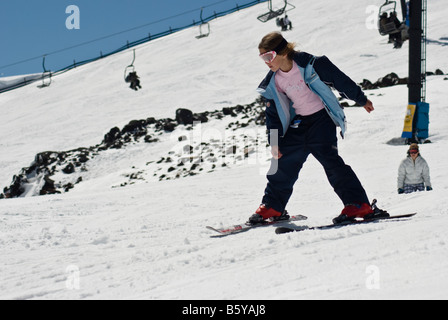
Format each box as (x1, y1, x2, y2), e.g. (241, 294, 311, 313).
(257, 52, 368, 140)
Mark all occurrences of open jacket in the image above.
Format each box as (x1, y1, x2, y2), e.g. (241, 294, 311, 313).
(397, 155, 431, 188)
(256, 51, 367, 142)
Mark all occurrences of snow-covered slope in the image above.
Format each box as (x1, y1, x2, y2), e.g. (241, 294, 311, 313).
(1, 0, 448, 300)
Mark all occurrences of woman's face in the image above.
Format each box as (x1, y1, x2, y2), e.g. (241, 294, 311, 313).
(259, 49, 287, 72)
(410, 150, 419, 160)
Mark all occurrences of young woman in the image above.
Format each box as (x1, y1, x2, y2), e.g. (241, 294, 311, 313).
(249, 32, 375, 224)
(397, 143, 432, 194)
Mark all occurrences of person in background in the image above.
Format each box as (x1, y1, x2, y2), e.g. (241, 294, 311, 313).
(397, 143, 432, 194)
(282, 15, 292, 31)
(276, 15, 292, 31)
(125, 71, 142, 91)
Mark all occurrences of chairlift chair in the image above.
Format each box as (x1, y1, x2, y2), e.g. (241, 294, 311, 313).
(196, 23, 210, 39)
(257, 0, 295, 23)
(196, 8, 210, 39)
(378, 1, 401, 36)
(37, 56, 52, 88)
(124, 49, 142, 91)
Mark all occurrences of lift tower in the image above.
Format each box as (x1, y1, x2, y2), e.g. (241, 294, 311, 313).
(402, 0, 429, 143)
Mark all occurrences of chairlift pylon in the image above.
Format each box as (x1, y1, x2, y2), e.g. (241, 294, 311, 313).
(37, 55, 52, 89)
(257, 0, 295, 23)
(196, 7, 210, 39)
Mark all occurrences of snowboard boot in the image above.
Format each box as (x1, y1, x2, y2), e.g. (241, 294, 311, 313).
(248, 204, 290, 225)
(332, 202, 374, 224)
(332, 199, 390, 224)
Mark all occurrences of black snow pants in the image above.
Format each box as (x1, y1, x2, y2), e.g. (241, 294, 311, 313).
(262, 109, 369, 212)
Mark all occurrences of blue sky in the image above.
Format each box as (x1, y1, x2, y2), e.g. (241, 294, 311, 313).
(0, 0, 253, 77)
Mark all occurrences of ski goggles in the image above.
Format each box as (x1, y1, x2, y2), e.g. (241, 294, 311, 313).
(259, 38, 288, 63)
(259, 51, 277, 64)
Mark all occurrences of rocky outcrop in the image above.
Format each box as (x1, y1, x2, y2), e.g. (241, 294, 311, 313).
(359, 69, 445, 90)
(1, 100, 266, 198)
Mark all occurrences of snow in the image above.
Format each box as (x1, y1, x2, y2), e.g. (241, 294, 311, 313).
(1, 0, 448, 300)
(0, 73, 42, 91)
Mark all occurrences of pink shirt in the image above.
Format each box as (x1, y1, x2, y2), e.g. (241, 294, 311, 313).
(275, 62, 324, 116)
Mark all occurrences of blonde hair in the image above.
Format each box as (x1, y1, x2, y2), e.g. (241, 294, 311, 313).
(258, 32, 297, 59)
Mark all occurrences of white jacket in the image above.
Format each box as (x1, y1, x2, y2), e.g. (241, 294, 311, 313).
(397, 155, 431, 188)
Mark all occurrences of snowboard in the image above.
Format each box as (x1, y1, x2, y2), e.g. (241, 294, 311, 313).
(206, 214, 308, 237)
(275, 213, 417, 234)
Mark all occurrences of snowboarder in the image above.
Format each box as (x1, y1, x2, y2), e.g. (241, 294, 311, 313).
(397, 143, 432, 194)
(250, 32, 375, 225)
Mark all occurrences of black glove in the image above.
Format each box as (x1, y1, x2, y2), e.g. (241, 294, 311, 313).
(426, 186, 433, 191)
(398, 188, 404, 194)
